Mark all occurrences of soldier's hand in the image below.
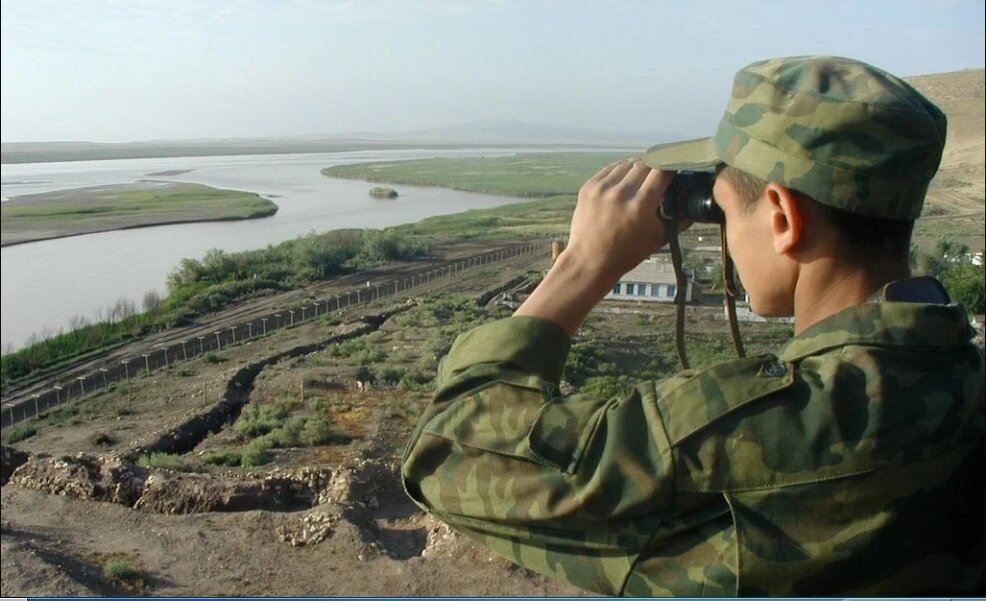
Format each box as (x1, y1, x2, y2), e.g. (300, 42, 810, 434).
(564, 159, 674, 285)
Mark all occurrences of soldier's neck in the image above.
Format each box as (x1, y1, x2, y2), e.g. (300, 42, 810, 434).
(792, 258, 911, 335)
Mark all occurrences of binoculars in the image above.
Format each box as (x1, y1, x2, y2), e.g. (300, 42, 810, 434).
(659, 171, 724, 224)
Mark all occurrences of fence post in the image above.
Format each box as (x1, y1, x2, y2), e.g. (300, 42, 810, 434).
(121, 360, 131, 406)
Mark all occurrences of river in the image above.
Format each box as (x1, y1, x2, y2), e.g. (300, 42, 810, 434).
(0, 148, 557, 352)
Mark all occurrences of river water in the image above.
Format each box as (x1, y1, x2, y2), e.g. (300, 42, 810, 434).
(0, 148, 560, 352)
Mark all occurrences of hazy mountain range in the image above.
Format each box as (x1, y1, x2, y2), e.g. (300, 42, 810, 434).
(345, 118, 679, 146)
(0, 119, 675, 164)
(2, 68, 981, 164)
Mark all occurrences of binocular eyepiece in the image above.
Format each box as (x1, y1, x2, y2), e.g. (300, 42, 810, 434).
(659, 171, 723, 224)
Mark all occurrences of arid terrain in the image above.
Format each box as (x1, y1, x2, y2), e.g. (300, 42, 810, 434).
(2, 243, 604, 597)
(2, 67, 983, 598)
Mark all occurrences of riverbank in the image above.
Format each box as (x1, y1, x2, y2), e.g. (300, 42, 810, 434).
(1, 181, 278, 247)
(322, 151, 631, 197)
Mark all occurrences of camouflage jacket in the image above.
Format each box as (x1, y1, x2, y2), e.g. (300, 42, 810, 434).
(402, 301, 985, 596)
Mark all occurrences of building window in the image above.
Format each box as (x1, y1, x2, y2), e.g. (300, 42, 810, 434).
(626, 283, 635, 295)
(650, 284, 662, 297)
(613, 283, 622, 295)
(667, 284, 677, 298)
(636, 283, 647, 296)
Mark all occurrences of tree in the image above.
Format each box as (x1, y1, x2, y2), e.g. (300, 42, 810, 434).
(940, 262, 985, 314)
(919, 240, 970, 278)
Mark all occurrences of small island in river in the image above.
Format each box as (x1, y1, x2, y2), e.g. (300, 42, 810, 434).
(0, 181, 278, 247)
(369, 186, 398, 199)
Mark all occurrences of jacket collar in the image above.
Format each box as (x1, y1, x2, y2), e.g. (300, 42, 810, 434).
(779, 302, 974, 362)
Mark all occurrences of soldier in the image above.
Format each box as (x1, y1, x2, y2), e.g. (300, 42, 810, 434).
(402, 56, 985, 596)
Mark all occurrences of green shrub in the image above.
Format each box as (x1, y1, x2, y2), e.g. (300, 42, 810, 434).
(202, 352, 224, 364)
(301, 416, 338, 446)
(398, 369, 434, 392)
(235, 403, 289, 437)
(136, 452, 199, 472)
(4, 424, 37, 444)
(103, 556, 143, 589)
(270, 416, 306, 447)
(241, 437, 274, 467)
(350, 348, 387, 365)
(375, 366, 407, 385)
(200, 448, 242, 467)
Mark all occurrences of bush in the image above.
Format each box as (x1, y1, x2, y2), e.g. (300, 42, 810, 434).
(235, 403, 289, 438)
(270, 416, 306, 447)
(301, 416, 338, 446)
(136, 452, 199, 472)
(398, 369, 434, 392)
(375, 366, 407, 385)
(241, 437, 274, 467)
(200, 448, 242, 467)
(202, 352, 224, 364)
(4, 425, 37, 444)
(103, 556, 144, 590)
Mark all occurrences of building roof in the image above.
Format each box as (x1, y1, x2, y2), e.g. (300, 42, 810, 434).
(620, 256, 693, 285)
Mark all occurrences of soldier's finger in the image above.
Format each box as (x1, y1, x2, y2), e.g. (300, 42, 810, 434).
(586, 158, 632, 184)
(639, 167, 673, 208)
(620, 160, 652, 189)
(598, 159, 636, 187)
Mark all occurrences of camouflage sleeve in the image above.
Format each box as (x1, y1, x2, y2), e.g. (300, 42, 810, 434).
(401, 316, 685, 594)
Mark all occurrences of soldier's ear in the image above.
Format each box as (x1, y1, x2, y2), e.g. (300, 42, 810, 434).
(765, 183, 804, 256)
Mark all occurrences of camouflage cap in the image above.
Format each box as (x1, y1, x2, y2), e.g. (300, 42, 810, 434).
(643, 56, 947, 219)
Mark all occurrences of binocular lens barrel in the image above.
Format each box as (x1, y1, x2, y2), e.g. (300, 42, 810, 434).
(660, 171, 723, 224)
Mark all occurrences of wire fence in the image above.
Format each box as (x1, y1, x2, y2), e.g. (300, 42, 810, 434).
(1, 241, 549, 430)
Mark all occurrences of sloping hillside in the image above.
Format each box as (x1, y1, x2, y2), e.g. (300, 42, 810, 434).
(907, 69, 985, 217)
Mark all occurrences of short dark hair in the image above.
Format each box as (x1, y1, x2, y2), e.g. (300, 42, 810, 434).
(717, 164, 914, 260)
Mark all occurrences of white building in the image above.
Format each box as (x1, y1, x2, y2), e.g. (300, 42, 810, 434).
(605, 255, 693, 303)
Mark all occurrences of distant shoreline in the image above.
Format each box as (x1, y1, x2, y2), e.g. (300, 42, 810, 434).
(1, 140, 632, 165)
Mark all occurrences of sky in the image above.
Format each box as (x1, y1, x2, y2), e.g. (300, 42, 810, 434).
(1, 0, 984, 143)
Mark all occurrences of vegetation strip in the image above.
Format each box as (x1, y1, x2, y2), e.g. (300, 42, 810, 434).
(1, 181, 278, 247)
